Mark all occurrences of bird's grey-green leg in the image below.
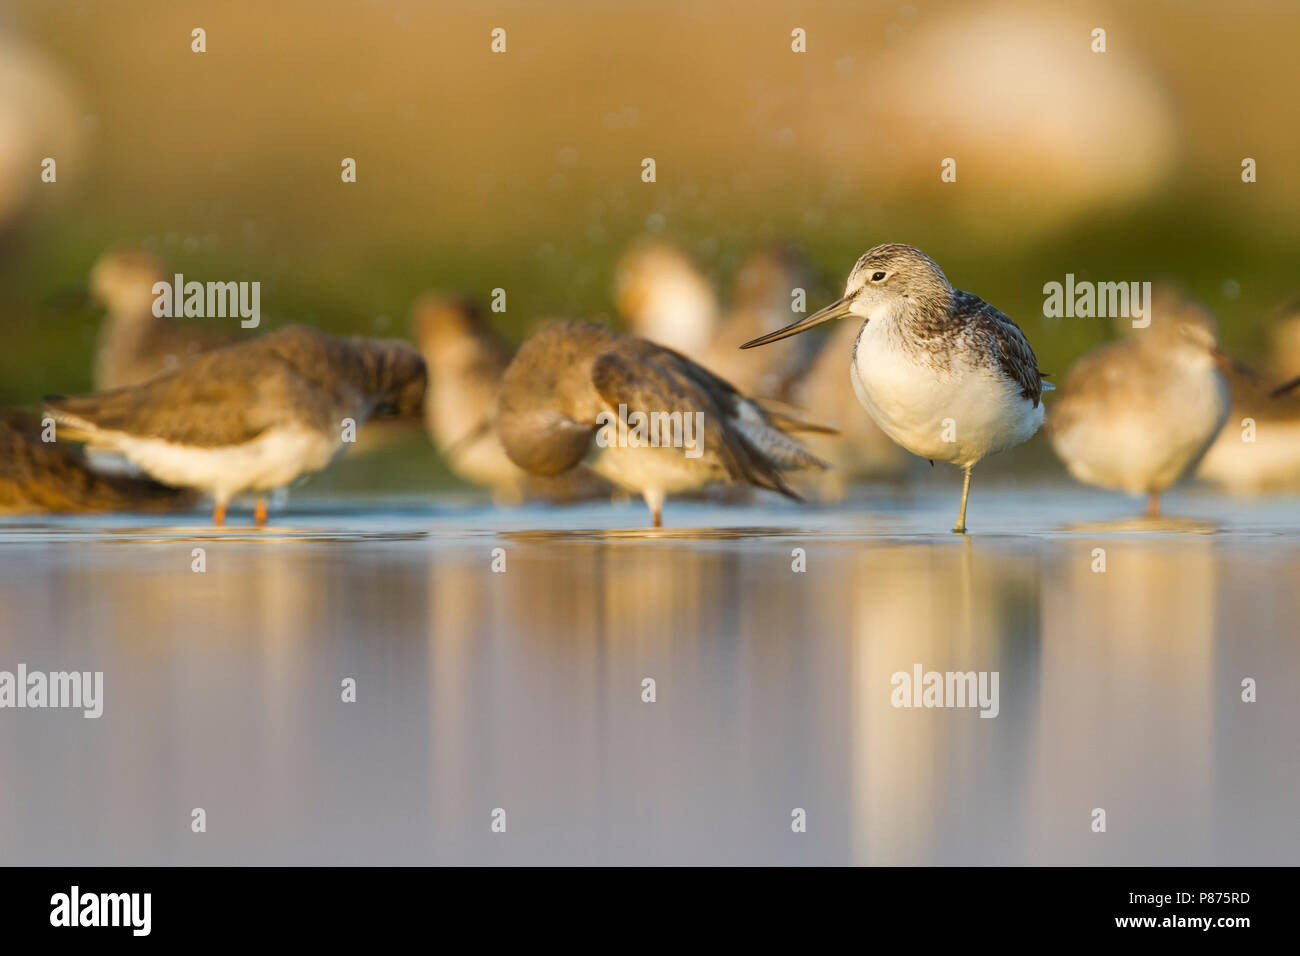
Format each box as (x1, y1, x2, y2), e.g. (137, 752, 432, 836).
(953, 464, 973, 534)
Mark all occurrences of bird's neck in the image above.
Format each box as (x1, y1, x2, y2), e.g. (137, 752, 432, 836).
(890, 289, 957, 340)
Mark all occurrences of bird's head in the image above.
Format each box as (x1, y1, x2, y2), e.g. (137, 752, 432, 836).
(410, 294, 482, 355)
(90, 248, 167, 317)
(614, 239, 717, 352)
(741, 243, 951, 348)
(361, 339, 428, 418)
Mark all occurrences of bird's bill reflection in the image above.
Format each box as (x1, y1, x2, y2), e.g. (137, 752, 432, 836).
(739, 294, 855, 348)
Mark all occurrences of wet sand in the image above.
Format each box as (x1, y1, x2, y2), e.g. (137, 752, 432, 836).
(1, 484, 1297, 864)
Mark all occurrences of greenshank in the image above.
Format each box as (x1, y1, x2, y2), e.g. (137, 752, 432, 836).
(44, 326, 426, 525)
(741, 243, 1049, 532)
(498, 320, 828, 527)
(1047, 288, 1230, 516)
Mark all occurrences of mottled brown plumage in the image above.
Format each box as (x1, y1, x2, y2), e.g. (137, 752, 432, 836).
(952, 290, 1047, 406)
(44, 326, 426, 524)
(412, 296, 612, 504)
(0, 410, 195, 514)
(1048, 299, 1229, 513)
(498, 320, 827, 525)
(53, 326, 425, 447)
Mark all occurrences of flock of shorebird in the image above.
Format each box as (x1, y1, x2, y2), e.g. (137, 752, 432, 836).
(4, 240, 1300, 531)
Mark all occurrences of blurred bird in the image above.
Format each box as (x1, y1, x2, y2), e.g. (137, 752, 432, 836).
(0, 410, 196, 515)
(616, 240, 821, 399)
(698, 244, 823, 397)
(44, 326, 426, 525)
(91, 248, 235, 390)
(1268, 299, 1300, 376)
(411, 295, 610, 504)
(743, 243, 1049, 533)
(497, 320, 829, 527)
(1048, 288, 1230, 516)
(1197, 298, 1300, 493)
(614, 240, 719, 356)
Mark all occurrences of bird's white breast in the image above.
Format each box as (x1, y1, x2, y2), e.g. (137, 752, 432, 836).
(1052, 354, 1228, 495)
(850, 319, 1043, 466)
(114, 424, 342, 502)
(586, 443, 723, 497)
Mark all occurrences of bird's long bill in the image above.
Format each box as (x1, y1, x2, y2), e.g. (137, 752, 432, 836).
(739, 295, 854, 349)
(1271, 373, 1300, 398)
(1212, 349, 1259, 380)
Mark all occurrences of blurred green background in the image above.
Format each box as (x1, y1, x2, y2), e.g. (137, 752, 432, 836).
(2, 0, 1298, 488)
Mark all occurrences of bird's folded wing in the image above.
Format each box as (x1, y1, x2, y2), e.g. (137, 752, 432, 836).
(958, 291, 1046, 405)
(590, 341, 799, 497)
(45, 351, 313, 448)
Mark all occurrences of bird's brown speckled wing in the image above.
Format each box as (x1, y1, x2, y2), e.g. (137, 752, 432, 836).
(954, 290, 1046, 405)
(45, 344, 339, 448)
(590, 339, 804, 497)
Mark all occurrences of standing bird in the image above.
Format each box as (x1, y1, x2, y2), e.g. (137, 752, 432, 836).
(1047, 292, 1230, 517)
(412, 295, 609, 504)
(0, 410, 195, 515)
(741, 243, 1049, 533)
(91, 248, 236, 390)
(497, 320, 829, 527)
(44, 326, 426, 525)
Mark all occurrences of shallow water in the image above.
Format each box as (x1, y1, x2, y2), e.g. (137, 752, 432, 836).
(1, 484, 1298, 865)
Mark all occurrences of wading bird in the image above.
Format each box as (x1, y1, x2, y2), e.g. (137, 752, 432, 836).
(1047, 289, 1230, 516)
(742, 243, 1049, 533)
(498, 320, 828, 527)
(412, 295, 610, 504)
(45, 326, 426, 525)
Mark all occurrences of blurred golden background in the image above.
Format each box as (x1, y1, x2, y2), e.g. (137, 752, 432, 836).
(2, 0, 1298, 488)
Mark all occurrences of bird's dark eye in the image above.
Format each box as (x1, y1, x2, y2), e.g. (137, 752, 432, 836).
(871, 271, 887, 282)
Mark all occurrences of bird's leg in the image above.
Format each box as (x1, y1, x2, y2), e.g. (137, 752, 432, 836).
(953, 464, 973, 534)
(1145, 491, 1161, 518)
(643, 489, 665, 529)
(254, 497, 268, 527)
(212, 501, 227, 526)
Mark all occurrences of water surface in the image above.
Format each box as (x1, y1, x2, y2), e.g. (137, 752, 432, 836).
(1, 485, 1297, 864)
